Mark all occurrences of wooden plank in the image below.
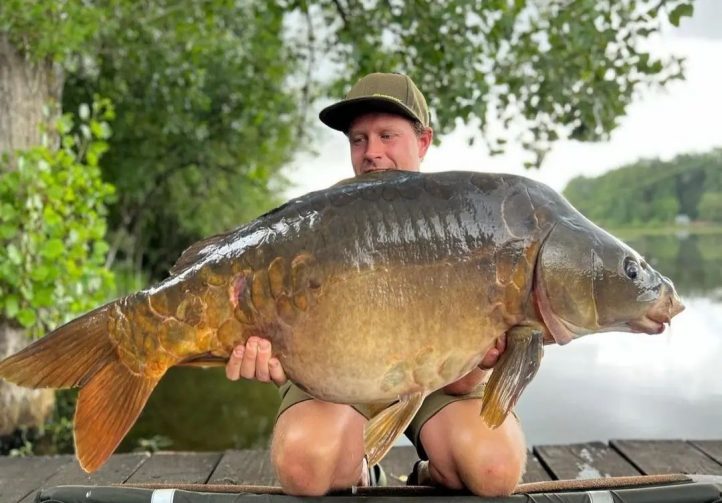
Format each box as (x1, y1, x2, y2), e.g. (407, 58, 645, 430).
(209, 449, 278, 486)
(39, 452, 150, 487)
(209, 446, 419, 486)
(534, 442, 641, 480)
(691, 440, 722, 465)
(210, 446, 552, 486)
(0, 455, 73, 503)
(522, 450, 553, 482)
(209, 446, 552, 486)
(379, 446, 418, 484)
(125, 451, 222, 484)
(612, 439, 722, 475)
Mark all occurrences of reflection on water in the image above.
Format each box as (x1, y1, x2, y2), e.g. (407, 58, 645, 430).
(124, 233, 722, 451)
(630, 233, 722, 299)
(517, 296, 722, 445)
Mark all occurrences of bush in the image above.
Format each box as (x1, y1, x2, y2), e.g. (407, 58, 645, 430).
(0, 98, 116, 337)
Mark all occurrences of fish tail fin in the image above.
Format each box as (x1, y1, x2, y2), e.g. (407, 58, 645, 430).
(74, 358, 158, 472)
(0, 304, 117, 389)
(0, 302, 160, 472)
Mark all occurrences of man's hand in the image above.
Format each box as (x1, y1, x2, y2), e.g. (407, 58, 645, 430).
(479, 334, 507, 370)
(442, 335, 507, 395)
(225, 336, 287, 386)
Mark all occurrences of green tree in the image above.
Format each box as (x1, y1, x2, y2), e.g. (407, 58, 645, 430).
(304, 0, 693, 166)
(674, 161, 707, 218)
(650, 196, 680, 223)
(61, 1, 300, 278)
(699, 192, 722, 223)
(563, 149, 722, 227)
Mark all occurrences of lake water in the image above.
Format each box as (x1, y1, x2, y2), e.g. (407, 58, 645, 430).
(122, 232, 722, 451)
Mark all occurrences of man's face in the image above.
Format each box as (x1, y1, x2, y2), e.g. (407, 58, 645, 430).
(347, 112, 433, 176)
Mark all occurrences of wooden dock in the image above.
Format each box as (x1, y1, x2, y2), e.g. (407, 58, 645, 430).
(2, 439, 722, 502)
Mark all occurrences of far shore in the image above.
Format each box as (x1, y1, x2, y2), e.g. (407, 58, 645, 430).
(607, 223, 722, 239)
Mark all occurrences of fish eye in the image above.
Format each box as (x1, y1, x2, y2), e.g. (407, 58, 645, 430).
(624, 257, 639, 280)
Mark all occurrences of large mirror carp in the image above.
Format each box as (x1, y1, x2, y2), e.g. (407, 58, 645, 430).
(0, 170, 684, 472)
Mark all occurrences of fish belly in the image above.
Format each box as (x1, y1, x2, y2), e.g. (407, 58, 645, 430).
(277, 260, 509, 404)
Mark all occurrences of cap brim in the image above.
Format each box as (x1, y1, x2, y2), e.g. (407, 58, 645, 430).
(319, 96, 419, 132)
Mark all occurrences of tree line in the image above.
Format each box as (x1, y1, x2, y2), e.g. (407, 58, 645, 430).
(563, 149, 722, 227)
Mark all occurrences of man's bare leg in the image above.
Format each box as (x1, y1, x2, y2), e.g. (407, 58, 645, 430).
(271, 399, 367, 496)
(419, 398, 526, 497)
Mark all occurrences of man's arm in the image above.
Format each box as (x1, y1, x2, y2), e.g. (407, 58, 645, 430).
(225, 336, 287, 385)
(442, 335, 507, 395)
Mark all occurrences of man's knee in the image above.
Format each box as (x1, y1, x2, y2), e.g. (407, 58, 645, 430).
(421, 400, 526, 497)
(271, 401, 366, 495)
(463, 448, 526, 497)
(461, 416, 526, 496)
(426, 437, 524, 496)
(272, 426, 337, 495)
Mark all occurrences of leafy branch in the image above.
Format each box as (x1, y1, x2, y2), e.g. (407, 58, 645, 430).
(0, 98, 116, 337)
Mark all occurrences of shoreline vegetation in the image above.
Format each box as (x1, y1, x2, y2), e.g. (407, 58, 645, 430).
(563, 150, 722, 235)
(609, 222, 722, 239)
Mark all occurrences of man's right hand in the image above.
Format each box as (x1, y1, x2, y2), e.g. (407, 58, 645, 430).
(225, 336, 287, 386)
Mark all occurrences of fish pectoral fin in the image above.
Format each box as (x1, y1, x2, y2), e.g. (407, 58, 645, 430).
(481, 325, 544, 428)
(75, 360, 160, 473)
(364, 391, 425, 466)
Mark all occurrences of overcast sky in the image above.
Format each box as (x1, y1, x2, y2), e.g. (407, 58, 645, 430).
(284, 1, 722, 198)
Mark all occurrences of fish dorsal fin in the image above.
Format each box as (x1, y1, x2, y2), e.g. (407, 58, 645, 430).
(481, 325, 544, 428)
(364, 391, 426, 466)
(169, 230, 238, 276)
(332, 170, 410, 187)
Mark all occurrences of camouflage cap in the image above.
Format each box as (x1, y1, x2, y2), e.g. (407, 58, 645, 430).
(319, 72, 430, 132)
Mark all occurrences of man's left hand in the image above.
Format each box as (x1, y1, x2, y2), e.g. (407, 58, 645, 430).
(442, 335, 507, 395)
(479, 334, 506, 370)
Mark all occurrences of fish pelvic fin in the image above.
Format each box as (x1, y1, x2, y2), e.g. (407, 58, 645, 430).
(364, 391, 425, 466)
(480, 325, 544, 428)
(0, 304, 116, 389)
(74, 358, 158, 473)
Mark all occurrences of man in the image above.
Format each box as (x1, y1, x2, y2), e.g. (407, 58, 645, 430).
(225, 73, 526, 497)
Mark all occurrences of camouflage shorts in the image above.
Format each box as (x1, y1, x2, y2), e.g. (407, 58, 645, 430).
(276, 381, 488, 460)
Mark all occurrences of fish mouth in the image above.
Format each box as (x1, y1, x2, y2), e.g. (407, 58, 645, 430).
(627, 309, 675, 335)
(627, 316, 666, 334)
(627, 289, 685, 335)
